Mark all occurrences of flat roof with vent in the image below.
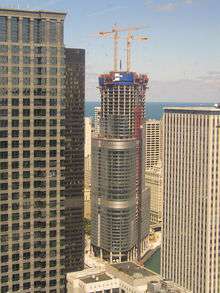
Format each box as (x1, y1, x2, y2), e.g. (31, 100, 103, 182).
(80, 273, 112, 284)
(112, 262, 156, 279)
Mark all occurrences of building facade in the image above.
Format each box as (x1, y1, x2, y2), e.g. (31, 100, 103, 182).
(84, 117, 92, 189)
(0, 8, 66, 292)
(94, 106, 101, 136)
(91, 72, 149, 262)
(145, 162, 163, 225)
(65, 48, 85, 273)
(84, 117, 92, 219)
(145, 119, 162, 170)
(162, 106, 220, 293)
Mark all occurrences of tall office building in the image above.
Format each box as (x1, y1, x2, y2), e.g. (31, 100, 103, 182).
(65, 48, 85, 273)
(145, 119, 162, 170)
(0, 8, 66, 292)
(145, 162, 163, 225)
(91, 72, 149, 262)
(84, 117, 92, 189)
(162, 106, 220, 293)
(84, 117, 92, 219)
(94, 106, 101, 136)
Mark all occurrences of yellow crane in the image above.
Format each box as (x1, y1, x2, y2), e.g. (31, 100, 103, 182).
(97, 25, 148, 72)
(126, 33, 148, 72)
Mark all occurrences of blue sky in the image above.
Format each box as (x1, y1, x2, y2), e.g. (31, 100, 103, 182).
(1, 0, 220, 102)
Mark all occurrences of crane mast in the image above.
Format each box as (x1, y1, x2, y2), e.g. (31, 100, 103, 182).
(97, 25, 148, 72)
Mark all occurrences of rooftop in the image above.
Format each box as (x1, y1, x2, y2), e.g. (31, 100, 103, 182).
(80, 273, 112, 284)
(0, 8, 66, 16)
(112, 262, 156, 279)
(164, 105, 220, 112)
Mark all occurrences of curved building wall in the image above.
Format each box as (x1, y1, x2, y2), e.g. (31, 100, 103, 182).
(100, 85, 145, 139)
(91, 72, 149, 262)
(91, 138, 137, 257)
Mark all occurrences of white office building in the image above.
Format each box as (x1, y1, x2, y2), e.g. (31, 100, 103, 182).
(162, 106, 220, 293)
(67, 262, 188, 293)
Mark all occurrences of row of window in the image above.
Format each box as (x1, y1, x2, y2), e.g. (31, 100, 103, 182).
(0, 77, 63, 86)
(0, 88, 64, 96)
(0, 55, 63, 65)
(0, 16, 63, 44)
(0, 139, 64, 148)
(0, 160, 65, 170)
(0, 45, 63, 55)
(0, 98, 64, 106)
(0, 66, 64, 75)
(0, 130, 64, 139)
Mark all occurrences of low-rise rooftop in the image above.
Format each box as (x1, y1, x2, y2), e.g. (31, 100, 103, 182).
(80, 273, 112, 284)
(112, 262, 156, 279)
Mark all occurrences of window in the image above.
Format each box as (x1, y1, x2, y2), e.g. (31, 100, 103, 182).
(0, 130, 8, 138)
(0, 17, 7, 42)
(0, 56, 8, 63)
(12, 141, 19, 148)
(11, 67, 19, 74)
(34, 46, 47, 54)
(23, 120, 30, 127)
(12, 130, 19, 137)
(11, 45, 19, 53)
(23, 141, 30, 148)
(0, 120, 7, 127)
(11, 17, 19, 42)
(23, 161, 30, 168)
(34, 19, 46, 43)
(12, 109, 19, 117)
(12, 98, 19, 106)
(12, 77, 19, 85)
(50, 57, 57, 65)
(49, 20, 57, 43)
(23, 130, 30, 137)
(22, 18, 30, 43)
(0, 45, 7, 53)
(23, 56, 31, 64)
(0, 98, 8, 106)
(50, 67, 57, 75)
(0, 109, 8, 117)
(12, 56, 19, 64)
(23, 67, 31, 75)
(0, 77, 8, 85)
(23, 109, 30, 116)
(0, 66, 8, 74)
(12, 88, 19, 95)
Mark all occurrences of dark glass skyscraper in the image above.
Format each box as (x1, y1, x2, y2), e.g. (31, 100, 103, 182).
(65, 48, 85, 272)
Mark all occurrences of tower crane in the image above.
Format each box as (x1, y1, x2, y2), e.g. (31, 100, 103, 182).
(97, 25, 146, 71)
(126, 33, 148, 72)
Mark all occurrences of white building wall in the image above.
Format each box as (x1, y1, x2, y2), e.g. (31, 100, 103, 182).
(162, 107, 220, 293)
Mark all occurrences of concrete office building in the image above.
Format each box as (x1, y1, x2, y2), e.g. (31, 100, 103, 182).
(0, 8, 65, 292)
(91, 72, 149, 262)
(66, 262, 189, 293)
(145, 120, 162, 170)
(145, 162, 163, 225)
(162, 106, 220, 293)
(84, 117, 92, 219)
(65, 48, 85, 272)
(94, 106, 101, 136)
(84, 117, 92, 189)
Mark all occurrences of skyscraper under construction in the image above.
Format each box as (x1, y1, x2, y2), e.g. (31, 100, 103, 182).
(91, 68, 149, 261)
